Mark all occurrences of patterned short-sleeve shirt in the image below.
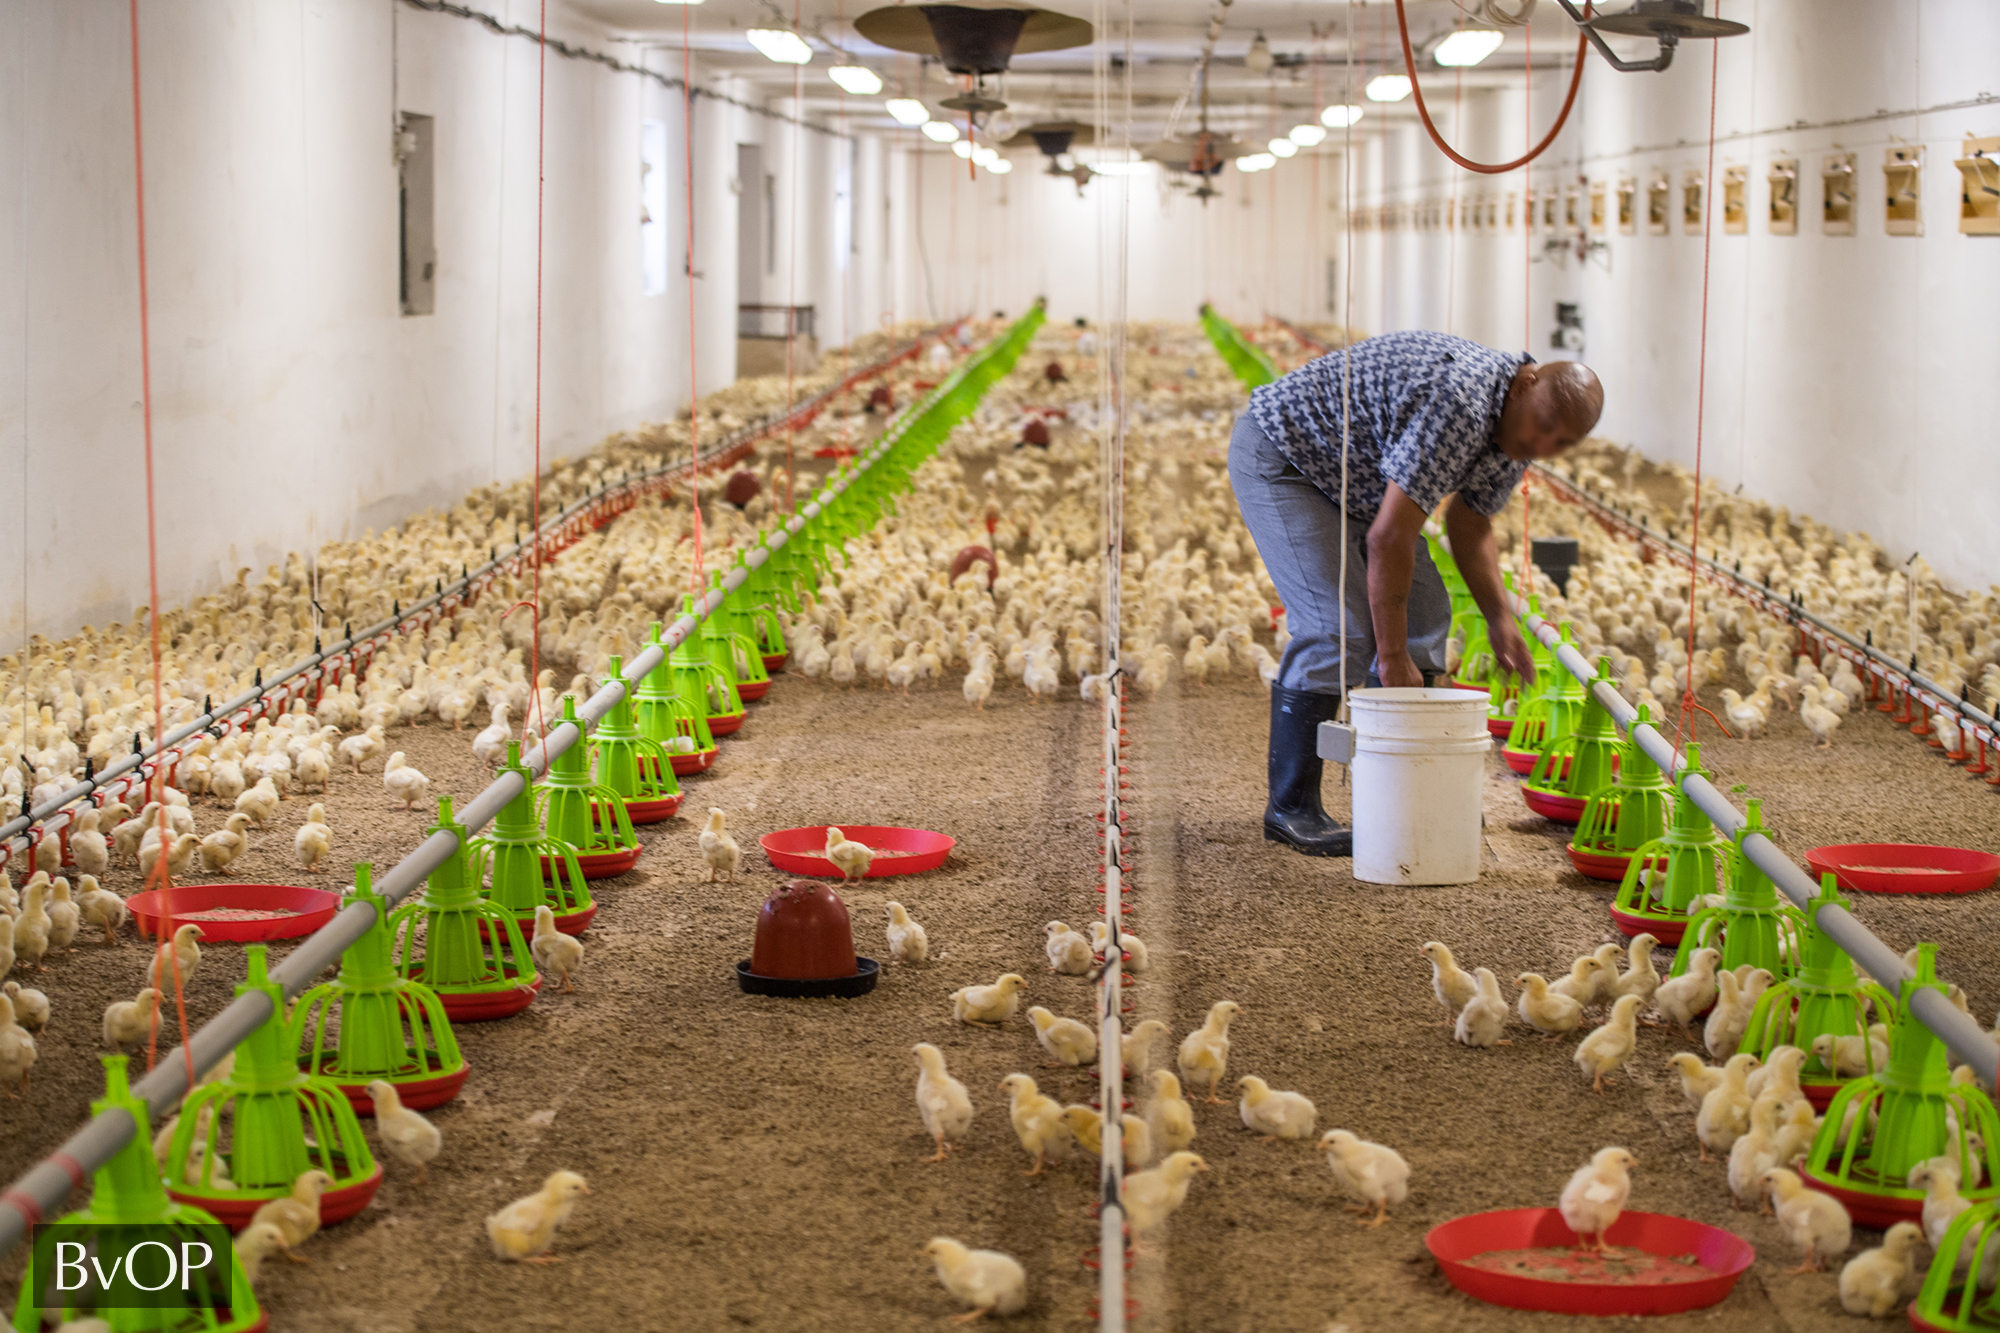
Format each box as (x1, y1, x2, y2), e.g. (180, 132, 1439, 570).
(1247, 330, 1533, 521)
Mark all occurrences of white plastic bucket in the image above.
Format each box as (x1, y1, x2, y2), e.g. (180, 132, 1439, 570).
(1349, 687, 1492, 886)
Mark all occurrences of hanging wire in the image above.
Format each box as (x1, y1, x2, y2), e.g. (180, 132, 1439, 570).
(681, 0, 705, 602)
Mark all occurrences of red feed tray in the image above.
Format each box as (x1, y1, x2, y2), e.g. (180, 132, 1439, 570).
(1486, 716, 1515, 739)
(737, 680, 773, 703)
(128, 884, 341, 943)
(420, 971, 543, 1022)
(596, 793, 683, 825)
(1427, 1208, 1755, 1316)
(322, 1064, 470, 1116)
(671, 747, 718, 776)
(1501, 745, 1541, 775)
(709, 711, 747, 737)
(1608, 905, 1688, 945)
(1797, 1164, 1922, 1229)
(171, 1163, 383, 1233)
(762, 652, 789, 671)
(1804, 843, 2000, 896)
(1568, 848, 1660, 882)
(1522, 787, 1588, 823)
(541, 847, 641, 880)
(760, 825, 955, 879)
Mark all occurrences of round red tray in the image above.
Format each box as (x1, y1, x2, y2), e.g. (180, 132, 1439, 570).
(761, 652, 789, 671)
(597, 793, 683, 825)
(541, 847, 641, 880)
(1801, 1079, 1839, 1113)
(709, 711, 747, 736)
(1804, 843, 2000, 896)
(323, 1064, 470, 1116)
(1522, 787, 1588, 823)
(1567, 847, 1646, 881)
(171, 1162, 383, 1232)
(1487, 716, 1515, 739)
(129, 884, 341, 943)
(429, 975, 542, 1023)
(1426, 1208, 1755, 1316)
(1797, 1164, 1922, 1229)
(674, 747, 719, 776)
(1500, 745, 1541, 775)
(759, 825, 955, 879)
(737, 680, 772, 703)
(1608, 905, 1688, 944)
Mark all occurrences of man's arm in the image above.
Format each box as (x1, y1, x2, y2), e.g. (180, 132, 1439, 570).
(1366, 483, 1430, 688)
(1444, 495, 1537, 684)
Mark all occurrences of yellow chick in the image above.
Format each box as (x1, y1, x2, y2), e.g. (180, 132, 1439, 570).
(1089, 920, 1149, 973)
(1611, 933, 1661, 1005)
(1320, 1129, 1411, 1227)
(922, 1238, 1027, 1322)
(13, 883, 54, 971)
(102, 988, 163, 1053)
(1839, 1222, 1923, 1317)
(1516, 972, 1584, 1037)
(1745, 1045, 1808, 1108)
(365, 1080, 443, 1184)
(247, 1170, 334, 1260)
(1146, 1070, 1196, 1153)
(1237, 1075, 1317, 1141)
(1120, 1113, 1155, 1170)
(0, 917, 12, 977)
(198, 813, 255, 874)
(999, 1073, 1071, 1176)
(1420, 941, 1480, 1019)
(69, 809, 110, 879)
(1653, 946, 1721, 1040)
(148, 924, 204, 993)
(234, 777, 281, 829)
(1042, 920, 1093, 975)
(381, 753, 430, 812)
(1697, 1052, 1760, 1162)
(1705, 967, 1774, 1061)
(1454, 967, 1512, 1048)
(294, 804, 333, 873)
(138, 832, 201, 882)
(1121, 1020, 1169, 1080)
(1763, 1166, 1852, 1272)
(1666, 1052, 1727, 1109)
(4, 981, 50, 1032)
(1772, 1099, 1821, 1170)
(822, 826, 875, 881)
(1061, 1105, 1104, 1157)
(0, 992, 37, 1095)
(1813, 1029, 1891, 1078)
(698, 808, 742, 883)
(233, 1221, 290, 1289)
(1548, 954, 1606, 1008)
(44, 880, 81, 953)
(951, 973, 1026, 1027)
(338, 724, 385, 774)
(884, 901, 927, 964)
(1122, 1151, 1209, 1237)
(1574, 994, 1643, 1093)
(486, 1170, 590, 1263)
(530, 905, 583, 993)
(77, 876, 128, 944)
(1727, 1096, 1784, 1209)
(913, 1043, 974, 1163)
(1027, 1006, 1096, 1067)
(1177, 1000, 1240, 1103)
(1559, 1147, 1637, 1251)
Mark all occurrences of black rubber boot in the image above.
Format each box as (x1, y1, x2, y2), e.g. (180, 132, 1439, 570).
(1263, 685, 1353, 857)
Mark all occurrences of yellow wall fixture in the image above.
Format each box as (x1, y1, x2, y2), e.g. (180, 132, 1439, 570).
(1768, 157, 1799, 234)
(1590, 180, 1607, 232)
(1648, 173, 1670, 234)
(1885, 145, 1923, 235)
(1542, 188, 1559, 230)
(1564, 183, 1581, 230)
(1955, 135, 2000, 236)
(1506, 191, 1517, 230)
(1682, 168, 1705, 234)
(1823, 150, 1856, 234)
(1617, 177, 1636, 234)
(1722, 164, 1748, 233)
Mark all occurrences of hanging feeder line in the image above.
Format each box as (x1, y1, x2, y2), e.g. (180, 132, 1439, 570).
(0, 308, 1042, 1259)
(1197, 305, 1999, 1088)
(0, 326, 952, 876)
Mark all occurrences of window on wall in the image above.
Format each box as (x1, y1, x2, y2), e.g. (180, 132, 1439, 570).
(397, 113, 436, 316)
(641, 119, 668, 296)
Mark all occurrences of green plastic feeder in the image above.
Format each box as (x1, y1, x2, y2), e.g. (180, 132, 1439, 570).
(590, 655, 683, 824)
(534, 696, 641, 877)
(673, 593, 745, 735)
(1739, 873, 1897, 1110)
(1912, 1198, 2000, 1332)
(702, 571, 771, 701)
(1610, 742, 1729, 944)
(1568, 703, 1674, 881)
(729, 547, 792, 667)
(1668, 800, 1806, 980)
(391, 797, 540, 1022)
(163, 945, 381, 1229)
(288, 864, 468, 1115)
(1801, 945, 2000, 1229)
(638, 621, 717, 775)
(1501, 621, 1585, 772)
(1487, 585, 1544, 738)
(11, 1057, 263, 1333)
(1521, 656, 1622, 824)
(466, 742, 596, 934)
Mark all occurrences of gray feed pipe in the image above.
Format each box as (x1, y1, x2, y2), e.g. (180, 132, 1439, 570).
(1, 328, 946, 863)
(1514, 605, 2000, 1088)
(0, 341, 980, 1255)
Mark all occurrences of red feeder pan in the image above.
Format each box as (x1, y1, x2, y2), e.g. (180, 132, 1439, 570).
(759, 825, 955, 879)
(1800, 1079, 1840, 1113)
(171, 1163, 384, 1233)
(737, 680, 773, 703)
(1804, 843, 2000, 896)
(327, 1064, 471, 1116)
(762, 652, 789, 671)
(541, 847, 641, 880)
(1522, 787, 1588, 823)
(1797, 1164, 1922, 1229)
(1501, 745, 1541, 775)
(411, 967, 543, 1022)
(709, 711, 747, 736)
(128, 883, 341, 944)
(672, 747, 718, 776)
(487, 903, 597, 938)
(1567, 848, 1654, 882)
(597, 794, 683, 825)
(1487, 716, 1515, 739)
(1426, 1208, 1755, 1317)
(1608, 905, 1688, 945)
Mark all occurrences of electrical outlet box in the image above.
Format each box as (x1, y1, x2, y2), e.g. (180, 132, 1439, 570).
(1506, 191, 1517, 230)
(1317, 720, 1355, 765)
(1564, 183, 1581, 230)
(1885, 146, 1923, 235)
(1526, 187, 1538, 230)
(397, 112, 436, 317)
(1683, 169, 1705, 234)
(1542, 188, 1559, 230)
(1722, 164, 1748, 233)
(1647, 174, 1670, 235)
(1955, 135, 2000, 235)
(1823, 151, 1856, 234)
(1590, 180, 1607, 232)
(1768, 157, 1799, 234)
(1617, 177, 1636, 234)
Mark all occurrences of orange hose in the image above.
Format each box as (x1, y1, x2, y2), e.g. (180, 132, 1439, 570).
(1392, 0, 1588, 175)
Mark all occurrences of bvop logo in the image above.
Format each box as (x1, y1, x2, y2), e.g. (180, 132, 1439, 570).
(27, 1222, 238, 1313)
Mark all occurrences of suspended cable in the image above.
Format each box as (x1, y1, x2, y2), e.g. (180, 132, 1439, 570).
(1393, 0, 1587, 174)
(681, 0, 705, 599)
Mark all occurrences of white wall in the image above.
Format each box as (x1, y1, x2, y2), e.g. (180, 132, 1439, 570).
(0, 0, 878, 651)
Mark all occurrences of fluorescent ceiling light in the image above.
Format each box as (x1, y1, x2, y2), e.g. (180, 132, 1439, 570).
(972, 146, 999, 166)
(829, 65, 883, 95)
(1365, 74, 1412, 102)
(1320, 104, 1364, 128)
(885, 98, 930, 126)
(1434, 29, 1505, 67)
(922, 120, 960, 143)
(1289, 123, 1328, 147)
(952, 139, 975, 158)
(989, 158, 1012, 174)
(1235, 153, 1276, 173)
(746, 28, 812, 64)
(1267, 138, 1298, 158)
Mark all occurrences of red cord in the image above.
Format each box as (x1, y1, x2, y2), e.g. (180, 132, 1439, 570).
(1674, 27, 1723, 752)
(1393, 0, 1587, 174)
(784, 0, 801, 515)
(682, 3, 704, 598)
(527, 0, 547, 742)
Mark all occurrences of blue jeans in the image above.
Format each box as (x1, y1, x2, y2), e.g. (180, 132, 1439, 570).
(1227, 412, 1449, 693)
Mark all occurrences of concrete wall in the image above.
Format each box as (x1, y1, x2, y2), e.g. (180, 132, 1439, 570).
(0, 0, 871, 650)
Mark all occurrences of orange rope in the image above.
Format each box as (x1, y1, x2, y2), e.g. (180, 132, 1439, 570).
(1393, 0, 1588, 175)
(528, 0, 548, 741)
(1674, 20, 1724, 753)
(682, 2, 704, 597)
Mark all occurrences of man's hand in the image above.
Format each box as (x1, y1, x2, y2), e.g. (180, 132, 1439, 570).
(1376, 652, 1426, 689)
(1491, 619, 1538, 686)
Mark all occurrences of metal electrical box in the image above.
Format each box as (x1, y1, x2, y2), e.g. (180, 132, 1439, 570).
(397, 113, 436, 316)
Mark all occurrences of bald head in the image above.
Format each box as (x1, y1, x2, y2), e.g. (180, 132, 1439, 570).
(1499, 360, 1603, 462)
